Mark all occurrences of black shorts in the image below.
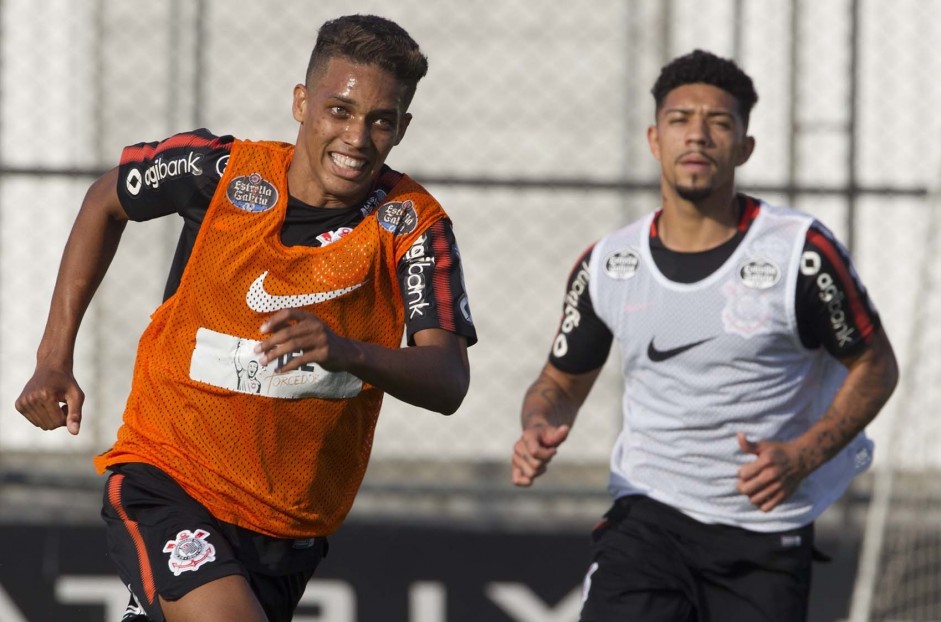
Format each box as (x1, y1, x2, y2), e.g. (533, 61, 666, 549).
(579, 495, 814, 622)
(101, 462, 327, 622)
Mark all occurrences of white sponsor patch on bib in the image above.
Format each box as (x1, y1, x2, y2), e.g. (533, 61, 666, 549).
(189, 327, 363, 399)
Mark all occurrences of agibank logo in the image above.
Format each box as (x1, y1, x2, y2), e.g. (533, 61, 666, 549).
(125, 152, 203, 196)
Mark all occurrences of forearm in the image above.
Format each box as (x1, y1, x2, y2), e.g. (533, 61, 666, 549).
(37, 169, 127, 368)
(793, 329, 898, 474)
(520, 363, 600, 432)
(343, 335, 469, 415)
(521, 376, 578, 432)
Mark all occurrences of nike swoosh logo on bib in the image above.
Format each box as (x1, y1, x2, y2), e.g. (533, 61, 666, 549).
(246, 271, 365, 313)
(647, 337, 715, 362)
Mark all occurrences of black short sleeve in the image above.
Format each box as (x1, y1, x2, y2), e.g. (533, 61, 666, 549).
(397, 219, 478, 346)
(548, 245, 613, 374)
(795, 221, 881, 358)
(117, 128, 234, 221)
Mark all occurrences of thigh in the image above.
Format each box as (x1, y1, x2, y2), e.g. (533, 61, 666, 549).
(248, 564, 320, 622)
(159, 574, 267, 622)
(697, 523, 814, 622)
(579, 497, 697, 622)
(220, 520, 328, 621)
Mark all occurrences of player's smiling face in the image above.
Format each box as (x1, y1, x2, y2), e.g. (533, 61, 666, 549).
(290, 57, 411, 208)
(647, 83, 754, 202)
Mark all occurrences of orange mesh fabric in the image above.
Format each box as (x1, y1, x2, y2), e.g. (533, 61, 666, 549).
(95, 139, 448, 537)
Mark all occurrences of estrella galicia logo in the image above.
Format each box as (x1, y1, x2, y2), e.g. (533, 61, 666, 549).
(226, 172, 278, 213)
(739, 258, 780, 289)
(604, 248, 640, 280)
(377, 200, 418, 235)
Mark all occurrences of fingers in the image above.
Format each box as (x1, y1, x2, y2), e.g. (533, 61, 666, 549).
(65, 386, 84, 435)
(737, 465, 777, 497)
(511, 456, 540, 487)
(255, 309, 327, 370)
(737, 431, 758, 455)
(736, 433, 766, 482)
(736, 439, 796, 512)
(738, 475, 786, 512)
(542, 424, 571, 448)
(510, 426, 570, 487)
(511, 439, 548, 486)
(258, 308, 301, 336)
(15, 382, 82, 432)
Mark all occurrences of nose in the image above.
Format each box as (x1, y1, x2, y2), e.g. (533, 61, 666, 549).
(686, 116, 710, 145)
(342, 120, 369, 148)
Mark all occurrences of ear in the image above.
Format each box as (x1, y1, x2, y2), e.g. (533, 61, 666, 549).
(736, 135, 756, 166)
(393, 112, 413, 146)
(292, 84, 307, 123)
(646, 124, 662, 162)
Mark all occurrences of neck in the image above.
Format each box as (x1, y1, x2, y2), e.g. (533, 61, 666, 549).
(286, 149, 322, 206)
(657, 184, 740, 252)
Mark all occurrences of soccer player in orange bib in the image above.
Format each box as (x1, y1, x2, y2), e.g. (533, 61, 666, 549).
(16, 15, 476, 622)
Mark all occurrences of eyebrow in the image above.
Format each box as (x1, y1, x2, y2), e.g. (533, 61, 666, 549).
(327, 94, 399, 117)
(663, 107, 735, 118)
(662, 107, 737, 121)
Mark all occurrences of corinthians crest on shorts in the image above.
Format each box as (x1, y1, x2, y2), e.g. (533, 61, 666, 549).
(162, 529, 216, 576)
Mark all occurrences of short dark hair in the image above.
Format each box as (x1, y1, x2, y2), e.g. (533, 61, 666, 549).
(306, 14, 429, 110)
(651, 49, 758, 127)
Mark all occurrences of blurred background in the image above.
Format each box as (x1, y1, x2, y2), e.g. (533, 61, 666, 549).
(1, 0, 940, 620)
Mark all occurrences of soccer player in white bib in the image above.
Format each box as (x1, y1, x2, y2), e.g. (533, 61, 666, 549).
(511, 49, 898, 622)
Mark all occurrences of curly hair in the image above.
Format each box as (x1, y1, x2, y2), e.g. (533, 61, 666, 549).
(306, 14, 429, 109)
(651, 49, 758, 127)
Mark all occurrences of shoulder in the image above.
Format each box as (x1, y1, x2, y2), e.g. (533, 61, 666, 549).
(120, 128, 235, 166)
(803, 219, 843, 247)
(375, 169, 448, 234)
(603, 211, 653, 245)
(234, 138, 293, 155)
(743, 198, 822, 251)
(117, 129, 236, 215)
(592, 212, 653, 267)
(386, 170, 442, 210)
(749, 197, 816, 227)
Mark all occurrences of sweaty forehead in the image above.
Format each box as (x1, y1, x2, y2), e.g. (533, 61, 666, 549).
(315, 58, 408, 107)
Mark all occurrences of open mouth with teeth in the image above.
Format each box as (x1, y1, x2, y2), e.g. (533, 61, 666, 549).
(330, 152, 367, 173)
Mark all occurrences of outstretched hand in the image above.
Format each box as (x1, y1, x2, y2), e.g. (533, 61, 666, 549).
(736, 431, 810, 512)
(15, 368, 85, 435)
(511, 425, 571, 487)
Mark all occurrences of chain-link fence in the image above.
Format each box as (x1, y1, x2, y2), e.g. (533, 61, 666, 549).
(2, 1, 940, 616)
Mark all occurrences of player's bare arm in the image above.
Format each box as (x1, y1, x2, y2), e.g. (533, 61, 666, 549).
(512, 363, 601, 487)
(737, 326, 898, 511)
(256, 311, 470, 415)
(15, 167, 128, 435)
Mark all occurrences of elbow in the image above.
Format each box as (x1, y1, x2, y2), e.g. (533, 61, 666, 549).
(884, 353, 900, 401)
(879, 331, 901, 400)
(434, 372, 470, 416)
(862, 327, 900, 407)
